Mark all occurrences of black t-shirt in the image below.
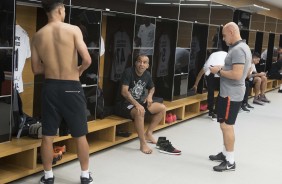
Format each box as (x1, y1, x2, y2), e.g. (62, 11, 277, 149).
(116, 67, 154, 104)
(269, 60, 282, 75)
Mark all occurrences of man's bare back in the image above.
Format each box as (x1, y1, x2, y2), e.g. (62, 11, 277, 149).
(31, 21, 91, 80)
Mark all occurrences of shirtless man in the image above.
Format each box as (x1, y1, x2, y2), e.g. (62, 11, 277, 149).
(31, 1, 92, 183)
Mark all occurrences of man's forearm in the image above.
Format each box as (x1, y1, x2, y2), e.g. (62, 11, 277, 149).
(123, 91, 140, 106)
(147, 87, 155, 98)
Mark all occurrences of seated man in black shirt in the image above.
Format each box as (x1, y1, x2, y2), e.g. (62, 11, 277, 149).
(268, 47, 282, 93)
(115, 55, 166, 154)
(268, 59, 282, 80)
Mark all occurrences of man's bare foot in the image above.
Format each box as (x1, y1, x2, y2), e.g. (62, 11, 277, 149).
(145, 133, 157, 144)
(140, 144, 152, 154)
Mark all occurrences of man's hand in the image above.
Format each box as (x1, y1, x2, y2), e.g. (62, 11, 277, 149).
(78, 65, 84, 76)
(135, 103, 145, 115)
(144, 96, 153, 108)
(191, 85, 197, 93)
(258, 72, 266, 77)
(210, 65, 222, 74)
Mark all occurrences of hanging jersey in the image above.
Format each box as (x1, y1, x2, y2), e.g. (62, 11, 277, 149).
(138, 23, 155, 56)
(110, 31, 131, 82)
(157, 34, 170, 77)
(14, 25, 31, 93)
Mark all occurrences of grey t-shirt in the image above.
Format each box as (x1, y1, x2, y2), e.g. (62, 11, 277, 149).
(220, 40, 251, 101)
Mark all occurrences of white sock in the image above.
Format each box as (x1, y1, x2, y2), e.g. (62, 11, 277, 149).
(225, 151, 235, 164)
(280, 84, 282, 90)
(44, 169, 53, 179)
(222, 146, 227, 156)
(81, 170, 89, 178)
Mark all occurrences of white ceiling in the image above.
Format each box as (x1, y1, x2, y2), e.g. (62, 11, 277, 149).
(259, 0, 282, 9)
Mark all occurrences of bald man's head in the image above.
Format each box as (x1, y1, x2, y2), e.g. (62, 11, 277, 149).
(222, 22, 242, 46)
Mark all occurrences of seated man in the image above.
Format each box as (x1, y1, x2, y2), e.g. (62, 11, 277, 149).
(192, 50, 227, 120)
(268, 47, 282, 93)
(268, 47, 282, 80)
(114, 55, 166, 154)
(249, 52, 270, 105)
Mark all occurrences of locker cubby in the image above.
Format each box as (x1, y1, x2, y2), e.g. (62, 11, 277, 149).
(87, 127, 115, 152)
(165, 107, 183, 124)
(184, 102, 200, 119)
(200, 100, 208, 112)
(266, 79, 274, 91)
(115, 122, 136, 142)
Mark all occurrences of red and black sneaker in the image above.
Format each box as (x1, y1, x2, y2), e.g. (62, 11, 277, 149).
(54, 145, 66, 154)
(158, 140, 181, 155)
(156, 137, 166, 149)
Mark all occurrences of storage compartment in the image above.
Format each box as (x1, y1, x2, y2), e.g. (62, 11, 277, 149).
(184, 102, 200, 119)
(115, 122, 136, 142)
(87, 127, 115, 153)
(0, 148, 36, 183)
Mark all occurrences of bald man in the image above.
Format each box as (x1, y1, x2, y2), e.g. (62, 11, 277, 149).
(209, 22, 251, 172)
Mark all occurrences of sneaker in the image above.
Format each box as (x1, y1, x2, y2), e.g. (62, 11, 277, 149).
(165, 113, 173, 124)
(172, 114, 177, 121)
(209, 152, 226, 162)
(81, 173, 93, 184)
(53, 151, 63, 162)
(208, 112, 217, 121)
(246, 103, 254, 109)
(200, 104, 208, 111)
(241, 104, 250, 112)
(54, 145, 66, 154)
(159, 140, 181, 155)
(40, 176, 55, 184)
(253, 96, 264, 105)
(279, 89, 282, 93)
(213, 161, 236, 172)
(259, 94, 270, 103)
(156, 137, 166, 149)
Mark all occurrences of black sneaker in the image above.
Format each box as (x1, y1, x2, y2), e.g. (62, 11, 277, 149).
(40, 176, 55, 184)
(159, 141, 181, 155)
(81, 173, 93, 184)
(156, 137, 166, 149)
(208, 112, 217, 121)
(213, 161, 236, 172)
(241, 105, 250, 112)
(209, 152, 226, 162)
(246, 103, 254, 109)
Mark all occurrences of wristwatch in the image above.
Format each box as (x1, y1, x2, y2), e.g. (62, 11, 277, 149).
(217, 68, 222, 76)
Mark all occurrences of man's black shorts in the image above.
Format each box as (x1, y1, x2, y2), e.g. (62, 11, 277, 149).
(217, 95, 241, 125)
(41, 79, 88, 137)
(114, 101, 154, 120)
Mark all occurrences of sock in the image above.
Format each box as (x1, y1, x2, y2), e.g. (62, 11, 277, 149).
(81, 170, 89, 178)
(222, 146, 227, 156)
(225, 151, 235, 164)
(280, 84, 282, 90)
(44, 169, 53, 179)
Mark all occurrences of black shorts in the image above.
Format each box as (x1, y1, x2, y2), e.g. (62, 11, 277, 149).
(41, 79, 88, 137)
(248, 80, 254, 87)
(217, 95, 241, 125)
(114, 101, 154, 120)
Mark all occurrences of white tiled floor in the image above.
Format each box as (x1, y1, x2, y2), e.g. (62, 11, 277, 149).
(11, 90, 282, 184)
